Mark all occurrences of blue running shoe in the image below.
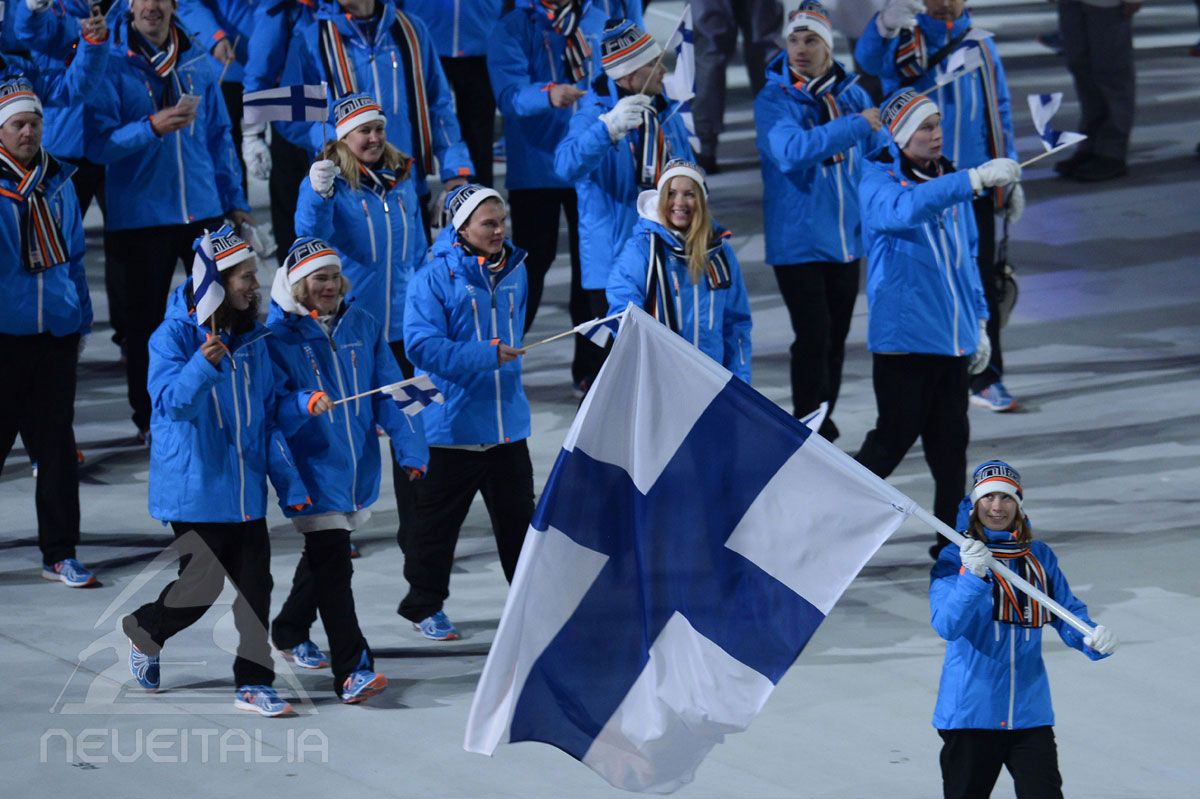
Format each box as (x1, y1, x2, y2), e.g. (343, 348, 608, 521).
(129, 641, 160, 691)
(341, 670, 388, 704)
(42, 558, 98, 587)
(288, 640, 329, 670)
(348, 541, 361, 559)
(970, 382, 1019, 412)
(413, 610, 460, 641)
(234, 686, 293, 717)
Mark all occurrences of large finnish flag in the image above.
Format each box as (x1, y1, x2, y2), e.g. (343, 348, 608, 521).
(464, 306, 916, 793)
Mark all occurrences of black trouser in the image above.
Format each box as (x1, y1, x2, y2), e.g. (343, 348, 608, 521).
(970, 197, 1003, 393)
(772, 260, 860, 441)
(939, 727, 1063, 799)
(106, 217, 224, 431)
(270, 529, 373, 696)
(507, 187, 597, 383)
(0, 333, 81, 566)
(388, 341, 417, 554)
(440, 56, 496, 188)
(398, 441, 535, 623)
(1058, 0, 1134, 162)
(220, 81, 248, 197)
(66, 159, 119, 346)
(269, 130, 310, 253)
(854, 354, 969, 534)
(124, 520, 275, 687)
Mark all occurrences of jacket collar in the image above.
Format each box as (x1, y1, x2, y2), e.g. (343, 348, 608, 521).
(765, 50, 857, 102)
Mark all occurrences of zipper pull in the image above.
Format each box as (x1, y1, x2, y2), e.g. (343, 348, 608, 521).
(310, 358, 321, 377)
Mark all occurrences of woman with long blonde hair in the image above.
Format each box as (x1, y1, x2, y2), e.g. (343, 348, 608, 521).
(605, 160, 752, 382)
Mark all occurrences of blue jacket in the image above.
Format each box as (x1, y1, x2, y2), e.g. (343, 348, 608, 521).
(404, 0, 503, 59)
(487, 0, 606, 190)
(555, 77, 694, 290)
(858, 143, 986, 357)
(287, 0, 473, 188)
(176, 0, 258, 85)
(403, 227, 531, 446)
(86, 18, 249, 230)
(606, 194, 752, 383)
(931, 528, 1108, 730)
(0, 157, 92, 337)
(754, 54, 884, 266)
(243, 0, 320, 148)
(147, 284, 313, 523)
(294, 168, 427, 343)
(854, 11, 1017, 169)
(265, 289, 429, 517)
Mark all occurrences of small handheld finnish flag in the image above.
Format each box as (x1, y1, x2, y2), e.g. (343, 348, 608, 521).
(932, 45, 982, 89)
(578, 317, 618, 348)
(661, 6, 696, 136)
(191, 231, 224, 327)
(382, 375, 444, 416)
(242, 84, 328, 125)
(1028, 93, 1087, 152)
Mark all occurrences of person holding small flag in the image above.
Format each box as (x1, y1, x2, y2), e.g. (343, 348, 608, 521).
(855, 0, 1025, 412)
(263, 237, 428, 703)
(932, 460, 1117, 798)
(0, 78, 97, 588)
(853, 89, 1019, 556)
(121, 225, 330, 717)
(606, 159, 752, 382)
(755, 1, 883, 441)
(399, 184, 534, 641)
(555, 18, 695, 386)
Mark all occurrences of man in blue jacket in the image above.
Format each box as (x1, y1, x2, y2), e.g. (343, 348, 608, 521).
(400, 184, 533, 641)
(86, 0, 253, 443)
(555, 17, 695, 385)
(852, 89, 1018, 557)
(0, 78, 97, 588)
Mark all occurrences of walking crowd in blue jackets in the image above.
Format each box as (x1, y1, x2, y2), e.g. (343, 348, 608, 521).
(0, 0, 1117, 791)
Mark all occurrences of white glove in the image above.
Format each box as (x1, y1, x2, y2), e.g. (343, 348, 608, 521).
(242, 123, 272, 182)
(1084, 624, 1118, 655)
(968, 322, 991, 375)
(969, 158, 1022, 192)
(26, 0, 53, 12)
(309, 159, 338, 199)
(877, 0, 923, 37)
(599, 94, 652, 142)
(959, 539, 991, 579)
(77, 333, 89, 358)
(1005, 182, 1025, 224)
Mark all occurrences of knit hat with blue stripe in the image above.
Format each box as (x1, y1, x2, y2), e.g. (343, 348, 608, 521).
(600, 18, 661, 80)
(332, 92, 385, 141)
(0, 77, 42, 128)
(283, 237, 341, 285)
(969, 460, 1024, 508)
(881, 89, 939, 148)
(445, 183, 504, 231)
(785, 1, 834, 52)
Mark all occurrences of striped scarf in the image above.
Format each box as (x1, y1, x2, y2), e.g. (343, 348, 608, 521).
(893, 26, 926, 83)
(0, 147, 69, 274)
(791, 64, 847, 165)
(644, 230, 733, 334)
(319, 10, 435, 176)
(987, 541, 1054, 628)
(130, 24, 185, 107)
(357, 161, 399, 199)
(542, 0, 592, 84)
(459, 238, 511, 275)
(625, 93, 668, 189)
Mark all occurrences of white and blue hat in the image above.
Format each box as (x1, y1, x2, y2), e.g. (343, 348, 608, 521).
(0, 77, 42, 128)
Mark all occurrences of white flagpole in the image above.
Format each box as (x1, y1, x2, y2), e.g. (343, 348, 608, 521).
(332, 375, 424, 406)
(1019, 137, 1087, 169)
(521, 312, 625, 353)
(910, 505, 1095, 637)
(639, 4, 691, 95)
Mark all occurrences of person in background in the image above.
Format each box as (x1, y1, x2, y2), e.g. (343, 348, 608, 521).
(0, 79, 96, 587)
(399, 185, 534, 641)
(931, 460, 1118, 799)
(606, 159, 752, 382)
(265, 238, 428, 703)
(754, 1, 882, 441)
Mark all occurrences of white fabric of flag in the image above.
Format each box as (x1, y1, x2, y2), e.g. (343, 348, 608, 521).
(464, 305, 916, 793)
(1028, 93, 1087, 151)
(661, 6, 695, 137)
(932, 45, 982, 89)
(578, 317, 618, 347)
(242, 84, 328, 125)
(381, 375, 444, 416)
(190, 232, 223, 326)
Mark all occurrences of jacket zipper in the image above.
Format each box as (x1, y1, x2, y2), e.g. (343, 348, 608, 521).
(325, 331, 359, 507)
(952, 78, 962, 166)
(489, 281, 504, 442)
(508, 300, 515, 345)
(229, 368, 246, 519)
(390, 51, 400, 115)
(692, 282, 700, 346)
(470, 296, 483, 341)
(834, 161, 849, 262)
(924, 221, 960, 355)
(175, 130, 188, 222)
(452, 0, 461, 55)
(708, 281, 715, 330)
(242, 360, 252, 428)
(210, 387, 223, 428)
(1007, 625, 1016, 729)
(672, 272, 682, 328)
(383, 194, 393, 335)
(351, 349, 360, 414)
(362, 199, 377, 261)
(544, 34, 558, 83)
(310, 358, 333, 426)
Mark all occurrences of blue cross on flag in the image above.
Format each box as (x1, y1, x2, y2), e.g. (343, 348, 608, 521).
(242, 84, 329, 125)
(1027, 93, 1087, 152)
(382, 375, 444, 416)
(661, 6, 696, 136)
(465, 306, 916, 793)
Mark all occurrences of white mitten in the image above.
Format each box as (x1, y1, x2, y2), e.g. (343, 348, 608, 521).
(968, 323, 991, 375)
(1084, 624, 1118, 655)
(959, 539, 991, 578)
(1005, 182, 1026, 224)
(242, 122, 272, 181)
(599, 94, 652, 142)
(26, 0, 53, 12)
(969, 158, 1022, 191)
(309, 159, 338, 199)
(877, 0, 923, 37)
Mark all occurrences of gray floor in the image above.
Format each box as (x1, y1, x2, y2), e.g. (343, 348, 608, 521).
(3, 4, 1199, 796)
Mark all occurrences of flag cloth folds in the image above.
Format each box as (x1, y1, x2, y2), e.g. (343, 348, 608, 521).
(191, 231, 223, 326)
(464, 306, 916, 793)
(1028, 93, 1087, 151)
(381, 375, 444, 416)
(242, 84, 328, 125)
(661, 6, 695, 137)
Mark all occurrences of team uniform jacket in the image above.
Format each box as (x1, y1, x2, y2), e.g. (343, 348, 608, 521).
(555, 76, 694, 290)
(147, 285, 312, 523)
(754, 53, 884, 266)
(405, 0, 503, 58)
(858, 142, 987, 357)
(403, 227, 531, 446)
(294, 168, 427, 342)
(176, 0, 258, 85)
